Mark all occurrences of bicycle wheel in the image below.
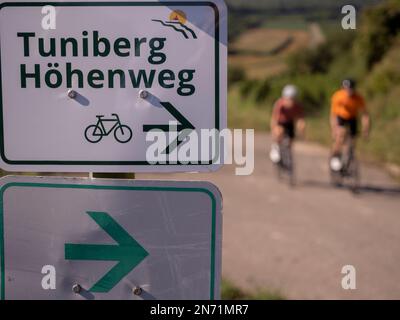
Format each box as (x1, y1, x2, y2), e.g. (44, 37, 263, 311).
(85, 125, 103, 143)
(274, 161, 283, 180)
(281, 139, 295, 186)
(348, 156, 360, 193)
(286, 150, 296, 187)
(114, 125, 133, 143)
(287, 155, 295, 187)
(328, 155, 342, 187)
(330, 169, 343, 187)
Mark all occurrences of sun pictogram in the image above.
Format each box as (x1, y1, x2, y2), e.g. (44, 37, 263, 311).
(169, 10, 187, 24)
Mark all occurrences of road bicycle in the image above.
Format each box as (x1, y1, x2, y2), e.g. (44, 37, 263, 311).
(330, 129, 360, 192)
(84, 114, 133, 144)
(274, 135, 295, 186)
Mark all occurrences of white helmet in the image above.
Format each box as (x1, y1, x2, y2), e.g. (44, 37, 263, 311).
(282, 85, 298, 99)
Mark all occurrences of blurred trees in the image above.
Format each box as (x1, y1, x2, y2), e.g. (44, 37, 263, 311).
(357, 0, 400, 70)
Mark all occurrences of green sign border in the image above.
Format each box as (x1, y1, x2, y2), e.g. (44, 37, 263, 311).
(0, 182, 218, 300)
(0, 1, 221, 166)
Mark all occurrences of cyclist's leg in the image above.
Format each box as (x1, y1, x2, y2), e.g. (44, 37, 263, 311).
(286, 123, 295, 170)
(281, 123, 294, 168)
(272, 124, 285, 143)
(332, 117, 347, 157)
(349, 117, 358, 149)
(330, 117, 348, 172)
(347, 118, 358, 170)
(283, 124, 296, 185)
(346, 118, 360, 190)
(270, 124, 285, 164)
(349, 118, 358, 140)
(286, 122, 295, 147)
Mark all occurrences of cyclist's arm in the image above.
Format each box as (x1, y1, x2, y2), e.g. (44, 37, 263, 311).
(359, 96, 370, 138)
(270, 102, 279, 132)
(330, 113, 338, 132)
(330, 95, 339, 138)
(295, 105, 306, 138)
(296, 117, 306, 138)
(361, 110, 370, 138)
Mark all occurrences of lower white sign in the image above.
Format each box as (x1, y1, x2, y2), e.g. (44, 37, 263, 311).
(0, 176, 222, 300)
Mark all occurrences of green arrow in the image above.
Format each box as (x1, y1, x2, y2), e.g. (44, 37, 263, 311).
(65, 211, 149, 293)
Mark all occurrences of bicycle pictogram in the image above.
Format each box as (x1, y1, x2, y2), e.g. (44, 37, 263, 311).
(84, 114, 133, 144)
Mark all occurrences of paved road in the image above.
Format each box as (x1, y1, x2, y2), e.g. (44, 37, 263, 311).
(138, 133, 400, 299)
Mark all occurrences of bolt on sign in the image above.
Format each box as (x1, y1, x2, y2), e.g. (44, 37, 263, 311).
(0, 176, 222, 300)
(0, 0, 227, 172)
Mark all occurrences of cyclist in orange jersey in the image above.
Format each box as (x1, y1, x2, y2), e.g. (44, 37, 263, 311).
(330, 79, 370, 171)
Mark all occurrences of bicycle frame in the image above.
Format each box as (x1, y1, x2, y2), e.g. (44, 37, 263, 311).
(280, 137, 293, 169)
(274, 134, 295, 186)
(93, 114, 122, 136)
(341, 131, 356, 174)
(331, 127, 358, 183)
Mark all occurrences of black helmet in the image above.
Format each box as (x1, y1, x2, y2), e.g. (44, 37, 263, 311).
(342, 79, 356, 90)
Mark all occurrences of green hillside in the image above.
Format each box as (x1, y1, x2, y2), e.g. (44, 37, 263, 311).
(226, 0, 383, 42)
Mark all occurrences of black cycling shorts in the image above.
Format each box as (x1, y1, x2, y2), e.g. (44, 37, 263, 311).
(278, 122, 295, 139)
(337, 116, 358, 137)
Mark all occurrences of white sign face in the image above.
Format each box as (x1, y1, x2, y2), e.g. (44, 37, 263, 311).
(0, 0, 227, 172)
(0, 176, 222, 300)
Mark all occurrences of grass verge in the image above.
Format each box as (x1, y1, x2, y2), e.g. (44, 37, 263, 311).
(221, 279, 285, 300)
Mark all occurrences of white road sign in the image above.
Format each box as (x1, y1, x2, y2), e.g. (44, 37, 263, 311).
(0, 176, 222, 300)
(0, 0, 227, 172)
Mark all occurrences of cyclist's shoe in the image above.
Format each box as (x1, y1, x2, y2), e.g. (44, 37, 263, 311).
(330, 155, 343, 172)
(270, 143, 281, 164)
